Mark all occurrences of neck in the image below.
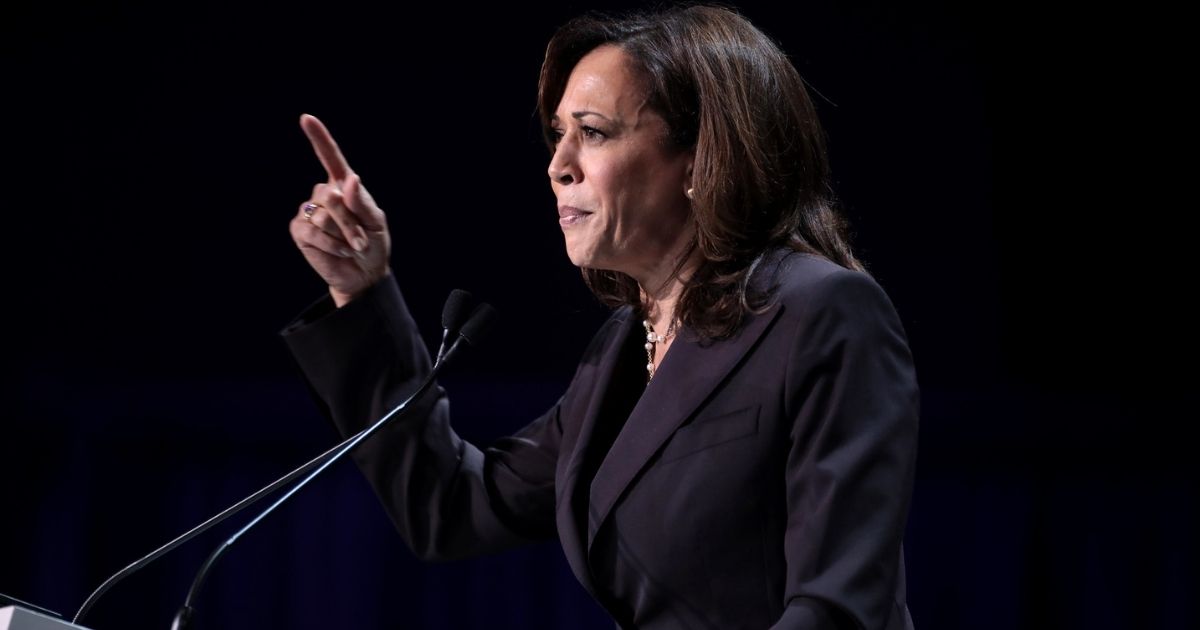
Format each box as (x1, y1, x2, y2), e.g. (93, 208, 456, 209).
(633, 245, 700, 333)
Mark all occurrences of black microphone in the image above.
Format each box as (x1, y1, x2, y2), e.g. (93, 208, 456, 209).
(72, 291, 494, 626)
(463, 303, 497, 340)
(168, 297, 497, 629)
(436, 289, 475, 365)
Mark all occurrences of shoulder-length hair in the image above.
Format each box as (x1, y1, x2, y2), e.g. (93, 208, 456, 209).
(538, 5, 865, 340)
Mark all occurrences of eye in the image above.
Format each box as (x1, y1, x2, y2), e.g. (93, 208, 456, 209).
(548, 128, 564, 144)
(582, 126, 607, 141)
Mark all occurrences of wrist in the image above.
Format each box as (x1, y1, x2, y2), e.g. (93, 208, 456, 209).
(330, 267, 392, 308)
(330, 288, 355, 308)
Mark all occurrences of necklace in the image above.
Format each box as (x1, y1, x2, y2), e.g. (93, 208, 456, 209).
(642, 317, 678, 382)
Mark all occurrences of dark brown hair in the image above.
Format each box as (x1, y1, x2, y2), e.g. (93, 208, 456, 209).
(538, 5, 865, 340)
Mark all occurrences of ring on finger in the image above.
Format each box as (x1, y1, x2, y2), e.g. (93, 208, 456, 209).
(302, 202, 321, 222)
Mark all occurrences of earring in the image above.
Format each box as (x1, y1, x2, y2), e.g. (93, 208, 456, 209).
(685, 187, 695, 200)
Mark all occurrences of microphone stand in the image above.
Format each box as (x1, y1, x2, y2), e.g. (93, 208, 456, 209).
(170, 345, 441, 629)
(72, 294, 492, 628)
(73, 429, 347, 624)
(169, 302, 496, 629)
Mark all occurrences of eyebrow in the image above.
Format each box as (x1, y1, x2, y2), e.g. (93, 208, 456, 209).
(550, 111, 616, 123)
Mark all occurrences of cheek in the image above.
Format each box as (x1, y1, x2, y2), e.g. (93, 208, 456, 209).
(588, 162, 622, 204)
(599, 157, 654, 213)
(618, 158, 686, 221)
(587, 147, 687, 227)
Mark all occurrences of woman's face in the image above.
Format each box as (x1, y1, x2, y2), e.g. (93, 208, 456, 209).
(548, 45, 693, 279)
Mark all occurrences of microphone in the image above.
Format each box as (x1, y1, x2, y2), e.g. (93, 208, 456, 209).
(71, 291, 494, 626)
(168, 297, 497, 629)
(436, 289, 475, 365)
(463, 303, 497, 341)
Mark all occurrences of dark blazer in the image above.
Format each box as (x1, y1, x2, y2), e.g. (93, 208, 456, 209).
(282, 249, 919, 629)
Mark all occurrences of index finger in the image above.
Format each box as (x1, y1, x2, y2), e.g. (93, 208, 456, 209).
(300, 113, 352, 183)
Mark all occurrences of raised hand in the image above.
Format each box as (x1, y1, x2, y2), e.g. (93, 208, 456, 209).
(290, 114, 392, 307)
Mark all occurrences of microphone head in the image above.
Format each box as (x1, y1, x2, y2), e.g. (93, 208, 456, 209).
(442, 289, 475, 330)
(458, 303, 497, 346)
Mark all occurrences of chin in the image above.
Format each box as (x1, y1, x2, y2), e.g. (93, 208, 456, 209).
(563, 237, 595, 268)
(563, 238, 621, 273)
(564, 248, 593, 269)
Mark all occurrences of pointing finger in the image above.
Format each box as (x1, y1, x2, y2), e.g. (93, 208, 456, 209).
(300, 113, 352, 183)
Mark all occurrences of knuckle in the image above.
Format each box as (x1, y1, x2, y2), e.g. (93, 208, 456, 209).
(316, 187, 340, 207)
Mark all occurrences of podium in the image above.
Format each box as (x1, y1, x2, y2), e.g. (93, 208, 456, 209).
(0, 607, 90, 630)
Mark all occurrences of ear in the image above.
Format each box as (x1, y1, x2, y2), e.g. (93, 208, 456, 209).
(684, 163, 696, 200)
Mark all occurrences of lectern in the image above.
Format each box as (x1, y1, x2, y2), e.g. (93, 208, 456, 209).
(0, 606, 89, 630)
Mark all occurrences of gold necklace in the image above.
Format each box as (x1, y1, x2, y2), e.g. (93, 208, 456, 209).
(642, 317, 678, 382)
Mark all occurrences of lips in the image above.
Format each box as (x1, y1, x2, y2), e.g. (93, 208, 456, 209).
(558, 205, 592, 226)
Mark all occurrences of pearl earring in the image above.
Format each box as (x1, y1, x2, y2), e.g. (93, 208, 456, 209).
(685, 187, 695, 200)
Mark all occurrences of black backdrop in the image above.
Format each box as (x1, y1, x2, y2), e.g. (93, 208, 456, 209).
(2, 1, 1193, 629)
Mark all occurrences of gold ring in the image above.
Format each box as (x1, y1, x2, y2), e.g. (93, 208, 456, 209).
(303, 202, 320, 222)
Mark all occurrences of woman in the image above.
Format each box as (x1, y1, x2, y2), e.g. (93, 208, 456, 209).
(282, 6, 918, 629)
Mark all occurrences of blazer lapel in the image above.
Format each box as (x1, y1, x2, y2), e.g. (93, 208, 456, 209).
(555, 309, 636, 593)
(585, 301, 784, 552)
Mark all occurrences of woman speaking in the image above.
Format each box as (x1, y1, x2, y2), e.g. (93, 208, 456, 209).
(282, 6, 919, 629)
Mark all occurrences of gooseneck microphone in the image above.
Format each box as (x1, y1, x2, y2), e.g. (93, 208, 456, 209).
(436, 289, 475, 365)
(72, 291, 495, 627)
(169, 299, 496, 630)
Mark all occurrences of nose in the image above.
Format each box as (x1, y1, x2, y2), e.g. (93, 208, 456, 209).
(549, 168, 574, 185)
(547, 141, 579, 186)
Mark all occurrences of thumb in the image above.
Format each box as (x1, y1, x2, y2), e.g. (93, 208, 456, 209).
(343, 173, 385, 230)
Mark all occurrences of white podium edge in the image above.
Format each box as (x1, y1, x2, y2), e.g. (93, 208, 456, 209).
(0, 606, 91, 630)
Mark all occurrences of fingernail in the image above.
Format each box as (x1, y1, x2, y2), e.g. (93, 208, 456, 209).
(354, 238, 367, 252)
(339, 248, 353, 258)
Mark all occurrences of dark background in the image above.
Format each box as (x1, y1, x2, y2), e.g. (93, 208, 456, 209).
(2, 1, 1192, 629)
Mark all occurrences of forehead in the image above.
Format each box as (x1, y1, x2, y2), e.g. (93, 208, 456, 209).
(556, 45, 650, 118)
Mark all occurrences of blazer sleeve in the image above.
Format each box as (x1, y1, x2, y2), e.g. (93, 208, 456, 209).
(280, 276, 561, 560)
(770, 269, 920, 630)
